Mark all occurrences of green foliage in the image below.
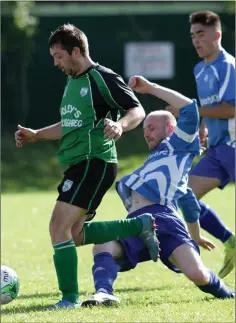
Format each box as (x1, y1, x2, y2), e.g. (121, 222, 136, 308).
(224, 1, 235, 14)
(2, 1, 38, 58)
(13, 2, 38, 37)
(2, 1, 39, 132)
(1, 186, 235, 322)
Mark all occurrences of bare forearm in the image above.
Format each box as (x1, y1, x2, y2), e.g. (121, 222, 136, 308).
(200, 118, 206, 131)
(149, 84, 193, 110)
(35, 122, 62, 141)
(199, 102, 235, 119)
(186, 221, 201, 241)
(117, 107, 145, 132)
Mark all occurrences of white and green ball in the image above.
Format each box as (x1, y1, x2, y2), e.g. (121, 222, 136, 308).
(1, 266, 20, 305)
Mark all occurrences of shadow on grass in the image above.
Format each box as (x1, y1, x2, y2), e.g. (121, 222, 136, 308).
(124, 296, 213, 306)
(2, 304, 50, 314)
(2, 290, 88, 314)
(2, 295, 214, 314)
(18, 292, 60, 299)
(115, 285, 173, 293)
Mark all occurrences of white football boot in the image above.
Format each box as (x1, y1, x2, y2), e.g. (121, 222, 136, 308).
(81, 292, 120, 307)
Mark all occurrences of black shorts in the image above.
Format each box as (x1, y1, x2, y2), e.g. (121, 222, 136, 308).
(57, 158, 117, 215)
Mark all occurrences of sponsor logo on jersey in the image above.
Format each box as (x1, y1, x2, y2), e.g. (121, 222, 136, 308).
(200, 94, 220, 106)
(61, 104, 83, 128)
(146, 150, 169, 161)
(61, 105, 82, 117)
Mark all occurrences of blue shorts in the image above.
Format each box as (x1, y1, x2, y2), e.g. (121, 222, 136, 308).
(116, 204, 200, 274)
(190, 144, 235, 189)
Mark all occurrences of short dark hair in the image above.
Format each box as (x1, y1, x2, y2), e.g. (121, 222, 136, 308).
(48, 24, 89, 56)
(189, 11, 221, 30)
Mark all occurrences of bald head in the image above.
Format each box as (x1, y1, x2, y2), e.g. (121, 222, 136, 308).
(143, 110, 177, 150)
(145, 110, 177, 127)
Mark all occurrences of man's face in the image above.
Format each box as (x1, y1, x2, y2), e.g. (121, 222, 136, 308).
(190, 23, 218, 59)
(143, 115, 167, 150)
(50, 44, 79, 76)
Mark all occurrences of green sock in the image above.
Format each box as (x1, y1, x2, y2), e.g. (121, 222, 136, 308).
(53, 239, 79, 303)
(83, 218, 142, 245)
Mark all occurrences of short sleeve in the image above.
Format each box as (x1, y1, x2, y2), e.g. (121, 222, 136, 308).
(89, 68, 142, 111)
(169, 100, 201, 154)
(219, 61, 235, 105)
(178, 187, 201, 223)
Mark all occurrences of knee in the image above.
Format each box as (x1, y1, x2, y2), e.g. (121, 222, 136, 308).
(92, 241, 123, 259)
(185, 267, 210, 285)
(49, 217, 69, 238)
(93, 243, 112, 256)
(72, 230, 84, 247)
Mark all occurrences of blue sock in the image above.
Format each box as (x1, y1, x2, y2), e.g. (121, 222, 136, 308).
(197, 271, 234, 298)
(92, 252, 118, 295)
(199, 201, 232, 243)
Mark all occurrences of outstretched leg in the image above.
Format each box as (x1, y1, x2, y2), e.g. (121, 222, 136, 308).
(169, 244, 234, 299)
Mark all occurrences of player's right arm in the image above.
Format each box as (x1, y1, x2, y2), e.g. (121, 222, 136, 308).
(129, 75, 193, 109)
(15, 122, 61, 148)
(129, 76, 200, 153)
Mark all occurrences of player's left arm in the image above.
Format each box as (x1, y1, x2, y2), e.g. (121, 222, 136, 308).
(199, 62, 235, 119)
(178, 187, 200, 223)
(187, 221, 216, 250)
(199, 101, 234, 119)
(178, 187, 215, 250)
(102, 73, 145, 141)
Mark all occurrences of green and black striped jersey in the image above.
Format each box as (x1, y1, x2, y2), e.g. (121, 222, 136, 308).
(57, 64, 142, 167)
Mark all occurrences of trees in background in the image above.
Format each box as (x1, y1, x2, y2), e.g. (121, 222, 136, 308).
(2, 1, 38, 134)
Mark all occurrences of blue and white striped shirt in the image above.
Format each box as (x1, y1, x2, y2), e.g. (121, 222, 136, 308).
(194, 49, 235, 147)
(116, 100, 201, 215)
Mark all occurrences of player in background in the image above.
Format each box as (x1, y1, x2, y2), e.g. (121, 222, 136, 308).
(81, 76, 234, 307)
(14, 24, 160, 310)
(168, 11, 235, 279)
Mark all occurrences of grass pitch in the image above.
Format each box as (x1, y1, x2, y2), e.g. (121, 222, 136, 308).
(1, 185, 235, 322)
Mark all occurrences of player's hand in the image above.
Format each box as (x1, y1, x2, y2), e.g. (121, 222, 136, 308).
(195, 236, 216, 251)
(104, 118, 123, 141)
(128, 76, 153, 94)
(166, 105, 179, 118)
(15, 125, 37, 148)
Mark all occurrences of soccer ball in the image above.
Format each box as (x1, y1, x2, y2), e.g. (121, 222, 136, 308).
(1, 266, 20, 305)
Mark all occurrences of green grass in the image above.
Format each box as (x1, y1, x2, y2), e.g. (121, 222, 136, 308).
(1, 185, 235, 322)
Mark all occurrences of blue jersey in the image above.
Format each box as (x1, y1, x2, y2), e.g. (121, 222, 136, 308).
(194, 49, 235, 147)
(116, 100, 201, 214)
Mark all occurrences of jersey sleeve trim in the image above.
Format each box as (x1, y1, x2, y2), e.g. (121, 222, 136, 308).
(89, 69, 123, 110)
(219, 62, 231, 100)
(195, 66, 205, 79)
(175, 126, 198, 143)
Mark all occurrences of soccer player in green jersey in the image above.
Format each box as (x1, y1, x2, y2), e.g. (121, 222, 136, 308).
(14, 24, 159, 309)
